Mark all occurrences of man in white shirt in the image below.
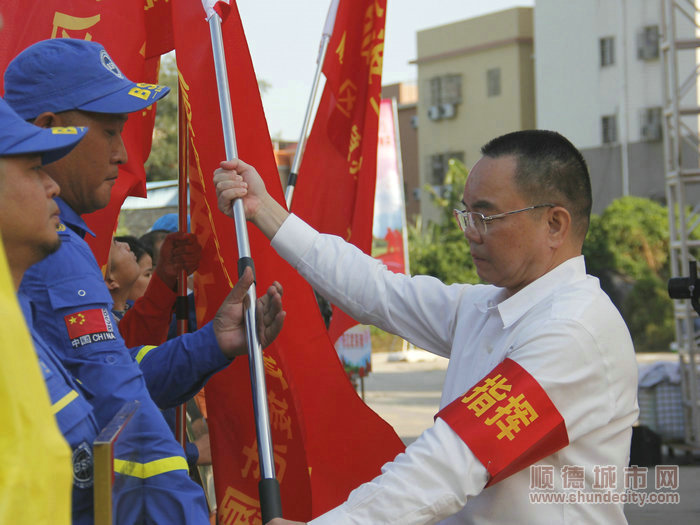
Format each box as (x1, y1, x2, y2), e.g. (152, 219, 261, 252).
(214, 130, 638, 524)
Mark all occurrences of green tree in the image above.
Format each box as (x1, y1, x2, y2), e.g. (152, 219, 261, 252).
(583, 196, 674, 352)
(408, 158, 479, 285)
(145, 53, 179, 181)
(145, 54, 272, 182)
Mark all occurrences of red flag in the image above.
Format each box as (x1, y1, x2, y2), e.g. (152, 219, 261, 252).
(293, 0, 387, 345)
(171, 0, 404, 521)
(0, 1, 168, 268)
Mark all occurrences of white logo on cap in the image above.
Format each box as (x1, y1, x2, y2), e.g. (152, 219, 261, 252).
(99, 50, 123, 79)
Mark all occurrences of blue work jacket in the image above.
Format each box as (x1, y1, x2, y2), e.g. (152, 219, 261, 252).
(20, 198, 229, 524)
(19, 292, 99, 524)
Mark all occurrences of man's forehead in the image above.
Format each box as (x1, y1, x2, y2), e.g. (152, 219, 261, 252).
(463, 155, 518, 210)
(90, 112, 129, 124)
(0, 153, 41, 165)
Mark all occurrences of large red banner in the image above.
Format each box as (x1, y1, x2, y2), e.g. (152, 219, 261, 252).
(293, 0, 387, 345)
(171, 1, 404, 522)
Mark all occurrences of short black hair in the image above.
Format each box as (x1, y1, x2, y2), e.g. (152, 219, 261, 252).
(481, 130, 592, 238)
(138, 230, 169, 264)
(115, 235, 152, 262)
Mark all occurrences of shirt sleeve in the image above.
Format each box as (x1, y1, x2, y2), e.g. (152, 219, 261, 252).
(131, 322, 231, 409)
(271, 214, 468, 358)
(507, 317, 637, 444)
(119, 273, 177, 347)
(309, 418, 489, 525)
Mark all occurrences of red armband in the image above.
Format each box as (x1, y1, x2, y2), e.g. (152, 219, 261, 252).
(435, 358, 568, 487)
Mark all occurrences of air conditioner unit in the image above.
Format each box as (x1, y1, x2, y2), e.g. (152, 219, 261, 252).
(440, 103, 456, 119)
(427, 105, 442, 121)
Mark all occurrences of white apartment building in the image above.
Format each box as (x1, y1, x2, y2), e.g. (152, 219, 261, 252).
(535, 0, 697, 213)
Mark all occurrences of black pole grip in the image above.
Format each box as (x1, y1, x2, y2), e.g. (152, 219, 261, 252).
(259, 477, 283, 523)
(175, 294, 189, 321)
(287, 171, 298, 187)
(238, 256, 256, 281)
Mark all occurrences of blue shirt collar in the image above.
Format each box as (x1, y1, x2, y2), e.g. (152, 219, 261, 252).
(56, 197, 95, 238)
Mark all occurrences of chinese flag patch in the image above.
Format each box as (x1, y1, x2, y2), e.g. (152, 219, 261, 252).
(436, 358, 569, 487)
(64, 308, 110, 339)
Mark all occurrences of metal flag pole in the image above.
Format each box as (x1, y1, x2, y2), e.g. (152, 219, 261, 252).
(284, 0, 340, 209)
(175, 84, 190, 449)
(204, 5, 282, 522)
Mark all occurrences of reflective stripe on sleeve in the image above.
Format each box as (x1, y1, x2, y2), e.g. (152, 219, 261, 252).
(51, 389, 79, 414)
(134, 345, 158, 364)
(113, 456, 189, 479)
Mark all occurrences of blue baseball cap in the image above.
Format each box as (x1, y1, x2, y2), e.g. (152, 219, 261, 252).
(150, 213, 190, 233)
(3, 39, 170, 120)
(0, 97, 87, 165)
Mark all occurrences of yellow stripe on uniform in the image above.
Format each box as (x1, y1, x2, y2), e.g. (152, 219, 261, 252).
(134, 345, 157, 364)
(113, 456, 189, 479)
(51, 390, 79, 415)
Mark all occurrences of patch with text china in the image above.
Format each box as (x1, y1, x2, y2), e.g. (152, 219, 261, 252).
(64, 308, 116, 349)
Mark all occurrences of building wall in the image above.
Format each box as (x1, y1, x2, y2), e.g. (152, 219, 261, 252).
(535, 0, 697, 211)
(414, 7, 535, 223)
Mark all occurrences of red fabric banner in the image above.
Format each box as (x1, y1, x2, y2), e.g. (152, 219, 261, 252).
(171, 1, 404, 522)
(0, 1, 166, 268)
(293, 0, 387, 345)
(374, 99, 408, 274)
(436, 358, 569, 487)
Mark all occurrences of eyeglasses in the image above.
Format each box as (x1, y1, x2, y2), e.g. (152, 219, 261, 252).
(453, 204, 555, 236)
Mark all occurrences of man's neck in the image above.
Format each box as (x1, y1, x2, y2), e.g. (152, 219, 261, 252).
(110, 288, 131, 312)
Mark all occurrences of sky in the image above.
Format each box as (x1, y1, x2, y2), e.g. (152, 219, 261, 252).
(236, 0, 534, 140)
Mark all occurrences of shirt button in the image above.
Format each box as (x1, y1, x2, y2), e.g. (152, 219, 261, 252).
(78, 290, 86, 297)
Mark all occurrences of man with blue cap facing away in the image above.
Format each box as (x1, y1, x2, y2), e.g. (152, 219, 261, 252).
(4, 39, 286, 523)
(0, 96, 101, 522)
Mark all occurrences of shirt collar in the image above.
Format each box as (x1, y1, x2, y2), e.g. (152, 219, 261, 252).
(473, 256, 587, 328)
(56, 197, 95, 238)
(499, 255, 586, 327)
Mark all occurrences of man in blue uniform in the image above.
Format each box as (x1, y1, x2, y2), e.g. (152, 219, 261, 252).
(3, 39, 286, 523)
(0, 96, 99, 522)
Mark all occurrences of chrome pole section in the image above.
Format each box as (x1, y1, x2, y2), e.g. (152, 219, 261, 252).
(284, 0, 340, 209)
(206, 11, 282, 522)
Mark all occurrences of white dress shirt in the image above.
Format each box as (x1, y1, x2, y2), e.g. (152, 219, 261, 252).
(272, 214, 639, 525)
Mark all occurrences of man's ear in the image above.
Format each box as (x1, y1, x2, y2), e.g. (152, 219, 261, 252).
(104, 275, 119, 291)
(32, 112, 61, 129)
(547, 206, 571, 248)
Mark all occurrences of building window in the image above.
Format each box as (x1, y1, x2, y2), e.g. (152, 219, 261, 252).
(429, 77, 442, 106)
(637, 25, 660, 60)
(442, 74, 462, 104)
(600, 36, 615, 67)
(601, 115, 618, 144)
(428, 151, 465, 186)
(428, 74, 462, 105)
(640, 107, 662, 141)
(487, 68, 501, 97)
